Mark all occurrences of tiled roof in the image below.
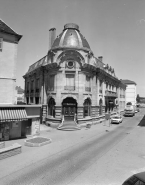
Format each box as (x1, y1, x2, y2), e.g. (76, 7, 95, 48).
(26, 55, 48, 74)
(121, 79, 136, 85)
(0, 19, 22, 41)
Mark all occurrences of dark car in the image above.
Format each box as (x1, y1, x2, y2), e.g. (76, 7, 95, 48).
(122, 171, 145, 185)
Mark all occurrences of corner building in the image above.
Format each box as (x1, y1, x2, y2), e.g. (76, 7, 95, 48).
(24, 23, 126, 126)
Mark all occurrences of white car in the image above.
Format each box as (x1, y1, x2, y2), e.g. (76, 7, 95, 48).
(111, 115, 123, 124)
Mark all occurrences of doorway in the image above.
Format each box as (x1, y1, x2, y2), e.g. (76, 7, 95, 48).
(62, 97, 77, 121)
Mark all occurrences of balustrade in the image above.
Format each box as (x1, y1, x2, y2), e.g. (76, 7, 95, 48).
(64, 86, 75, 91)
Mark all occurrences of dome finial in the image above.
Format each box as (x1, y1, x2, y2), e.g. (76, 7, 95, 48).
(64, 23, 79, 31)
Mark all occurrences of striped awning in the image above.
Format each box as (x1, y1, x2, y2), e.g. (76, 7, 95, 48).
(0, 108, 28, 122)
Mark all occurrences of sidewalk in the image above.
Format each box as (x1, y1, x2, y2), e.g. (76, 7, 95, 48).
(0, 120, 115, 179)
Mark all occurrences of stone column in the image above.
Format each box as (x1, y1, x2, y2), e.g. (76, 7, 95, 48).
(77, 72, 85, 119)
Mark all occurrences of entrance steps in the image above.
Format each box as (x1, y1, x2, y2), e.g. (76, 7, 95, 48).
(57, 120, 81, 131)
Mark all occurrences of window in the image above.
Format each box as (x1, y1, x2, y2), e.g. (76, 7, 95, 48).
(85, 76, 91, 92)
(27, 82, 29, 92)
(0, 38, 3, 52)
(36, 79, 40, 92)
(84, 98, 91, 117)
(99, 80, 103, 94)
(48, 75, 55, 91)
(65, 74, 75, 90)
(31, 80, 34, 92)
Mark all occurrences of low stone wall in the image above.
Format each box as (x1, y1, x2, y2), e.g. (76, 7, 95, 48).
(0, 143, 22, 160)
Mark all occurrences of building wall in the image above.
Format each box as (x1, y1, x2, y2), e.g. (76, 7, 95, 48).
(125, 84, 136, 105)
(0, 33, 18, 104)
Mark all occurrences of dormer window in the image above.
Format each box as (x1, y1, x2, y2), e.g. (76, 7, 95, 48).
(0, 38, 3, 52)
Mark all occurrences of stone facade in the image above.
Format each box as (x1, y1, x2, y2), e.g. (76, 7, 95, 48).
(23, 23, 126, 125)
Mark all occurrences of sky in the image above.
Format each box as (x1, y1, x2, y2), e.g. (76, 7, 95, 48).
(0, 0, 145, 96)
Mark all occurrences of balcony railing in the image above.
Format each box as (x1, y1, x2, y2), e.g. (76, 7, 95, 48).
(85, 87, 91, 92)
(48, 87, 54, 91)
(105, 90, 117, 97)
(120, 95, 125, 98)
(64, 86, 75, 91)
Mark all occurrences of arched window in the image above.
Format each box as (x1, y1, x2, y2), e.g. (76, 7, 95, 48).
(83, 98, 91, 117)
(48, 98, 56, 117)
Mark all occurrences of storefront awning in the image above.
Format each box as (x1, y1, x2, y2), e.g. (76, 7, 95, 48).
(0, 108, 28, 122)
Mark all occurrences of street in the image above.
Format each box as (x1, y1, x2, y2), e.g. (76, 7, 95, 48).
(0, 109, 145, 185)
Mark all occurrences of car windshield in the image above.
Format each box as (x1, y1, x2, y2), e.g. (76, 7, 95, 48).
(113, 116, 120, 119)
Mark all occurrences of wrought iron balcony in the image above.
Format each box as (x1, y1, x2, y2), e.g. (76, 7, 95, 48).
(85, 87, 91, 92)
(105, 90, 117, 97)
(48, 87, 54, 91)
(64, 86, 75, 91)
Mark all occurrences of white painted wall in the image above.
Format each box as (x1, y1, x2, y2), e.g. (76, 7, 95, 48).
(125, 84, 136, 106)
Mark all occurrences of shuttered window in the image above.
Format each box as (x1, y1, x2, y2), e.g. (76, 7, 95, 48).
(0, 38, 3, 51)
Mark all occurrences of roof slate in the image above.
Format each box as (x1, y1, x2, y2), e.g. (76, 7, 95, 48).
(121, 79, 136, 85)
(0, 19, 22, 41)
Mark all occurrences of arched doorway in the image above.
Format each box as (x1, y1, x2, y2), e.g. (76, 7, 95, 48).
(48, 98, 56, 117)
(83, 98, 91, 117)
(62, 97, 77, 121)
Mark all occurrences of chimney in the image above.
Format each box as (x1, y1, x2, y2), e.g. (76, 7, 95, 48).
(98, 56, 103, 62)
(49, 28, 56, 49)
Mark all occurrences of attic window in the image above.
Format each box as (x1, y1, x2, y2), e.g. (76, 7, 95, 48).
(0, 38, 3, 52)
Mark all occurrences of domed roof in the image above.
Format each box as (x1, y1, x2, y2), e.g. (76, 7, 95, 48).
(51, 23, 91, 52)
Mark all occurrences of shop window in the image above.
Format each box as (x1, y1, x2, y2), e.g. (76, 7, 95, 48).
(83, 98, 91, 117)
(0, 38, 3, 52)
(65, 74, 75, 90)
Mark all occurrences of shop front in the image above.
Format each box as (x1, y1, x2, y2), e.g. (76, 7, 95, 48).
(0, 105, 42, 141)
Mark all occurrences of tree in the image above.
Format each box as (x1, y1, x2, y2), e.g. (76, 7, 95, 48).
(136, 94, 140, 103)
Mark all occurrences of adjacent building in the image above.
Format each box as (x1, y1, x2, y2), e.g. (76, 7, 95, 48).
(121, 79, 137, 106)
(15, 86, 25, 104)
(23, 23, 126, 126)
(0, 19, 41, 141)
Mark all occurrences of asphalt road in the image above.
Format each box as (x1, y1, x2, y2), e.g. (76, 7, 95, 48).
(0, 110, 144, 185)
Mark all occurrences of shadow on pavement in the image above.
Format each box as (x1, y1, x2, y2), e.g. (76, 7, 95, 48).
(138, 115, 145, 126)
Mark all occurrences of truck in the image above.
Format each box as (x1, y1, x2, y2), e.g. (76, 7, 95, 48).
(124, 102, 135, 117)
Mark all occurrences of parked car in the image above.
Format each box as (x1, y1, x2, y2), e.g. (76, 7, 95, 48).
(122, 171, 145, 185)
(111, 115, 123, 124)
